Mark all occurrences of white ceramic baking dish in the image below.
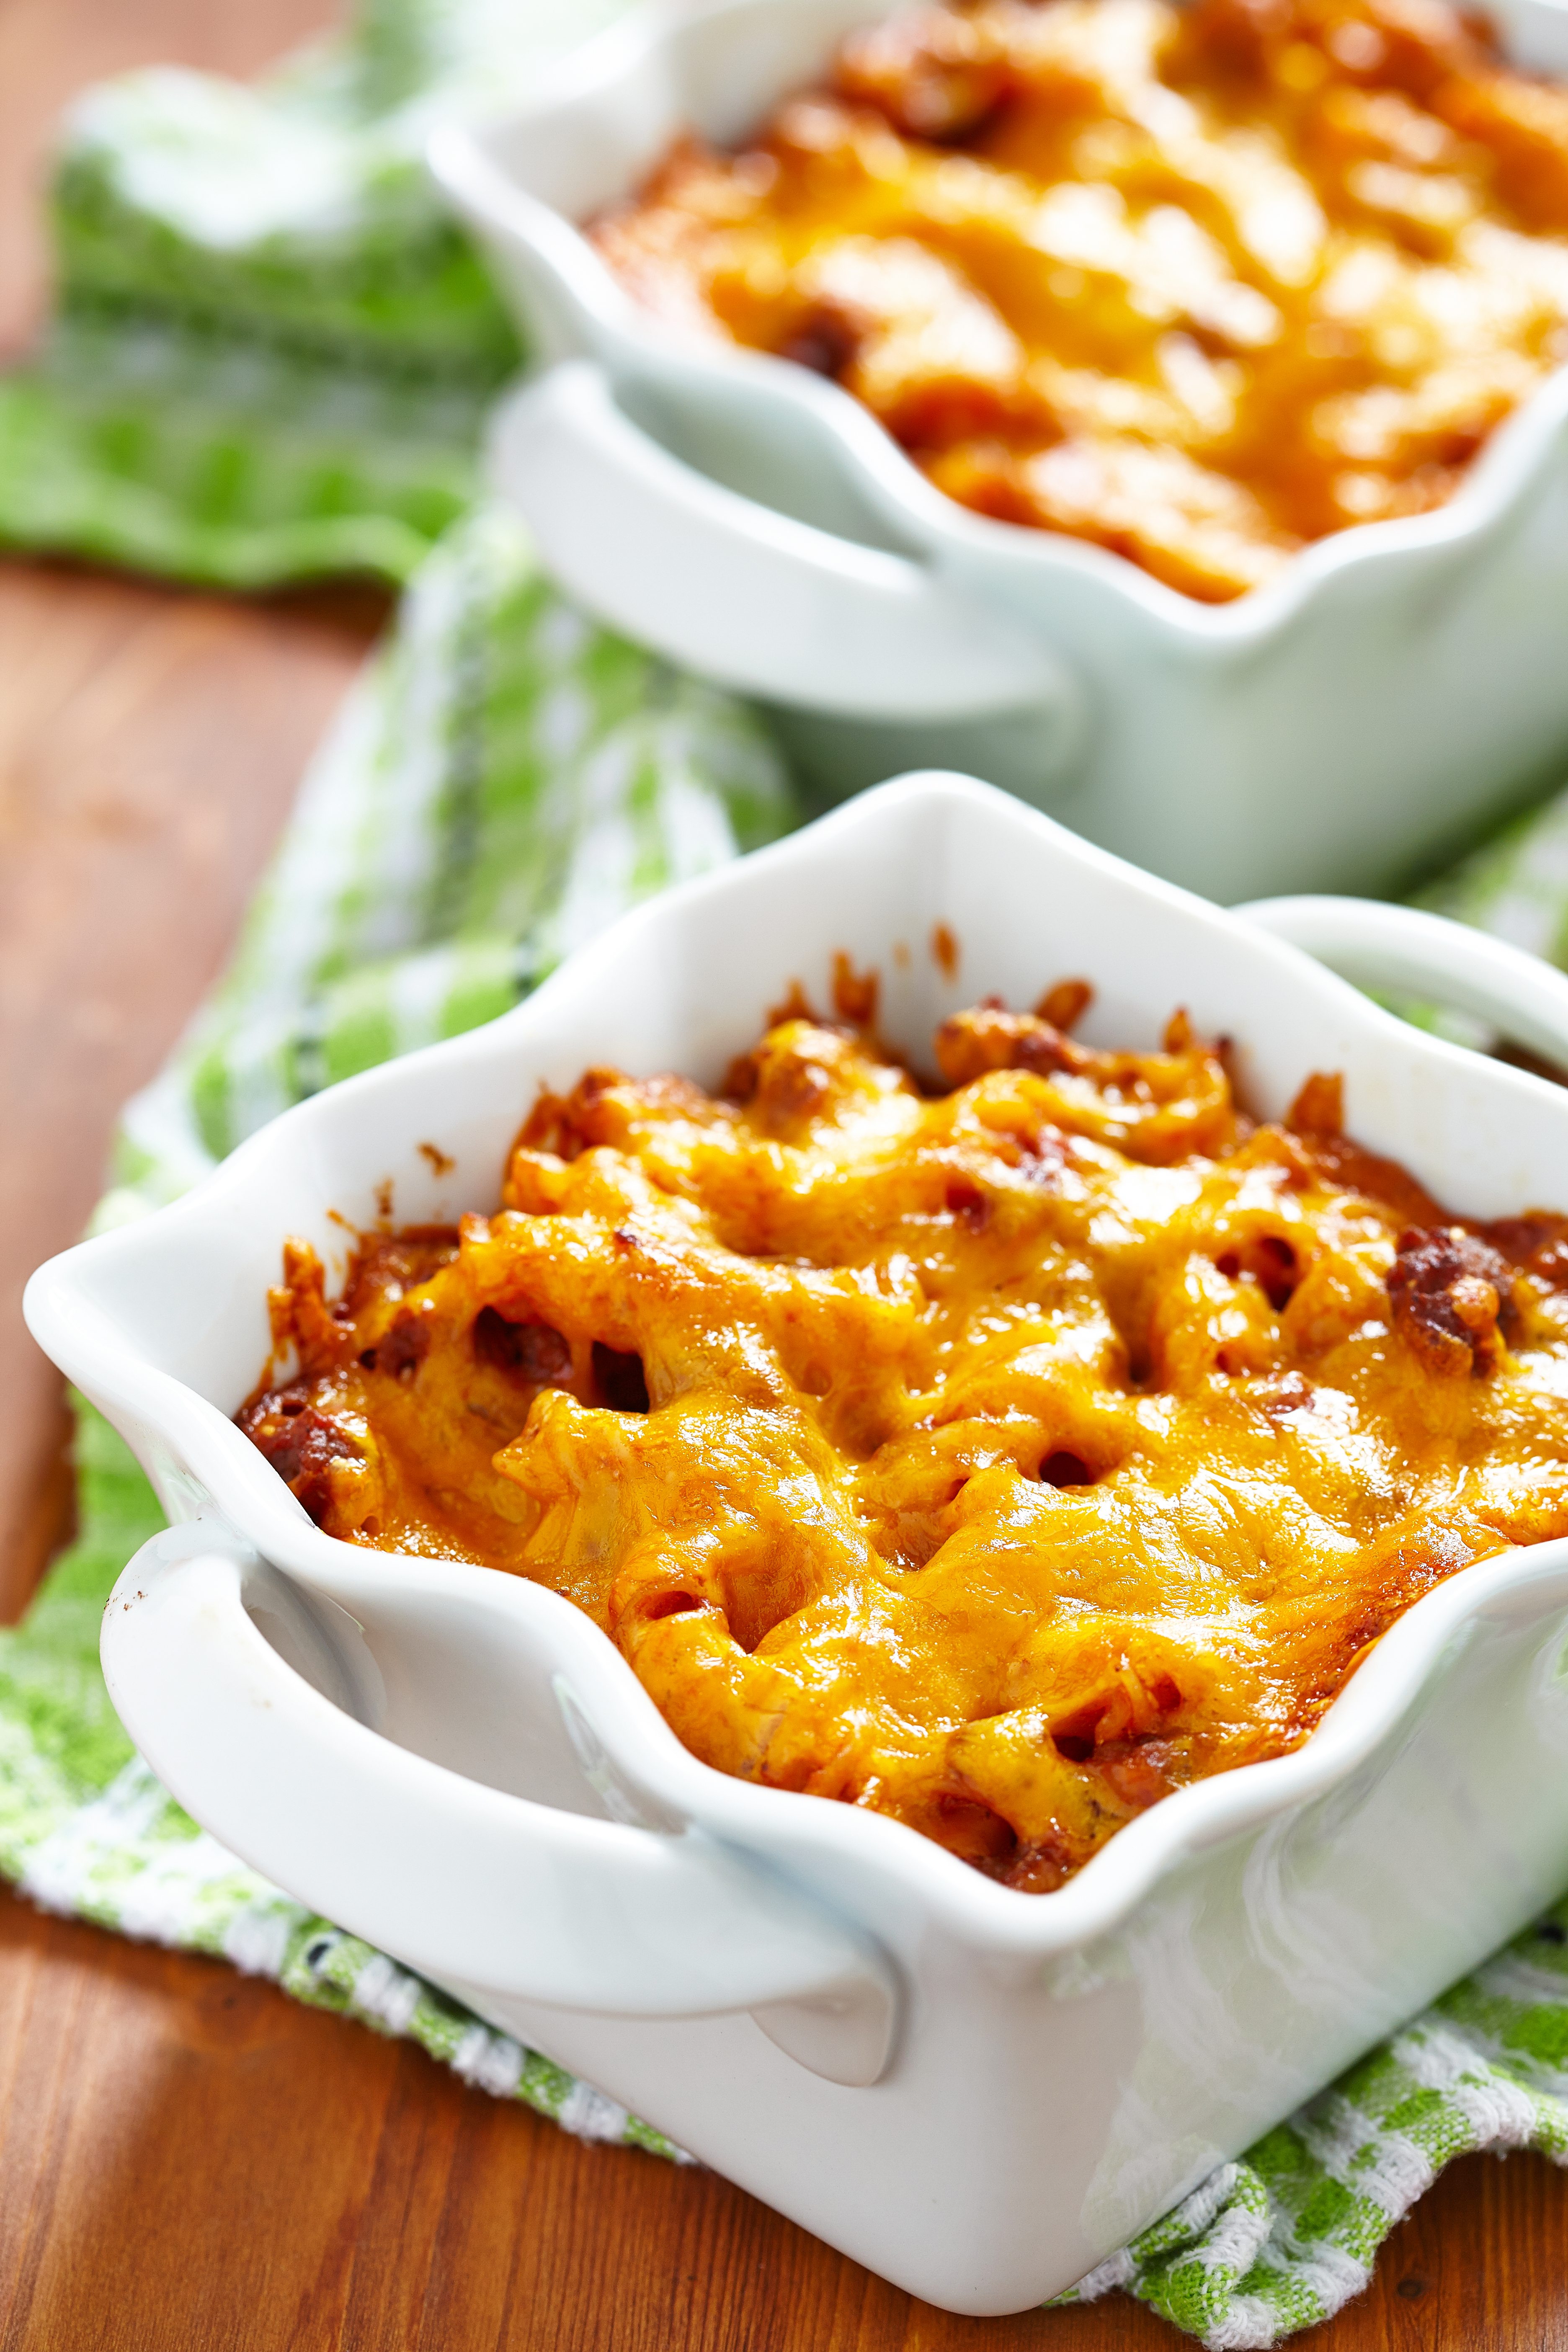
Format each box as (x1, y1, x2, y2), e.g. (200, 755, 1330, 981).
(430, 0, 1568, 902)
(26, 774, 1568, 2315)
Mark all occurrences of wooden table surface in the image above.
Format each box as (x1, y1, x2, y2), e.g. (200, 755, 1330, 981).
(5, 2, 1568, 2345)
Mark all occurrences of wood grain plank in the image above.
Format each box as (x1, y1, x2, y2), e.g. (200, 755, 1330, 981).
(0, 1893, 396, 2352)
(0, 558, 380, 1620)
(0, 1889, 1565, 2352)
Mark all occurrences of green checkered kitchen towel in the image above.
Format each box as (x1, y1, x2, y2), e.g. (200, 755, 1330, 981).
(10, 0, 1568, 2339)
(0, 0, 637, 587)
(23, 549, 1568, 2342)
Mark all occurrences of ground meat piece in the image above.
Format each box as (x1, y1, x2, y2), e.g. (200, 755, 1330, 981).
(996, 1837, 1073, 1895)
(1485, 1212, 1568, 1290)
(1096, 1738, 1180, 1811)
(1387, 1225, 1518, 1374)
(238, 1392, 362, 1523)
(472, 1308, 573, 1384)
(348, 1228, 459, 1307)
(237, 1389, 301, 1471)
(368, 1311, 431, 1381)
(779, 308, 859, 378)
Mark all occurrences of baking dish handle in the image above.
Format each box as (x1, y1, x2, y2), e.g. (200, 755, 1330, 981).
(1234, 894, 1568, 1070)
(488, 358, 1081, 733)
(100, 1522, 897, 2086)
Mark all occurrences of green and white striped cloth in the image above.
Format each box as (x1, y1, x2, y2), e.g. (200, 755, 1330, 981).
(10, 0, 1568, 2339)
(101, 502, 793, 1211)
(0, 0, 631, 586)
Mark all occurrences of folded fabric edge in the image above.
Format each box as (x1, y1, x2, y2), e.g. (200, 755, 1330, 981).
(0, 374, 457, 589)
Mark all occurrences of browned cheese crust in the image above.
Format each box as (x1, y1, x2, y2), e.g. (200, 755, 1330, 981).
(240, 985, 1568, 1891)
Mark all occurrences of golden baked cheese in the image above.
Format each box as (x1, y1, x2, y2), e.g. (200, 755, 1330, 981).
(588, 0, 1568, 601)
(240, 980, 1568, 1892)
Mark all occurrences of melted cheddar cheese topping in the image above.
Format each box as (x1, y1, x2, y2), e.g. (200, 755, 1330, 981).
(589, 0, 1568, 601)
(242, 988, 1568, 1891)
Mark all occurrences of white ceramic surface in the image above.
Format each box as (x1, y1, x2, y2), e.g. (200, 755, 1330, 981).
(27, 774, 1568, 2314)
(430, 0, 1568, 901)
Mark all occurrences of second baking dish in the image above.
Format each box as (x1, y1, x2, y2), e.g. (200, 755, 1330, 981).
(432, 0, 1568, 900)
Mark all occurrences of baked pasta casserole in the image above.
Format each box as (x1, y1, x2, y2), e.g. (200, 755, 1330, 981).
(589, 0, 1568, 601)
(241, 977, 1568, 1891)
